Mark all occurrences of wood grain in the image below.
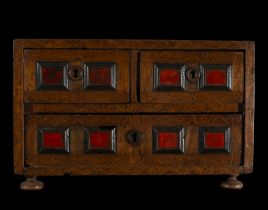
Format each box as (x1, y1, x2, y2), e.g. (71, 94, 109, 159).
(24, 49, 130, 103)
(24, 166, 243, 176)
(13, 40, 24, 174)
(13, 39, 254, 181)
(28, 103, 241, 113)
(243, 42, 255, 173)
(140, 51, 244, 104)
(25, 114, 242, 168)
(14, 39, 252, 50)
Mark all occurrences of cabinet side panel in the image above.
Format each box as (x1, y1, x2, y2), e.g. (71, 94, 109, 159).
(243, 42, 255, 173)
(13, 40, 25, 174)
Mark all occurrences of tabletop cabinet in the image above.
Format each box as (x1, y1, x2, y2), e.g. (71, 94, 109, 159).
(13, 39, 255, 190)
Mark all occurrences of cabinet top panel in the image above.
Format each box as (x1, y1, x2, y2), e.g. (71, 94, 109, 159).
(13, 39, 254, 51)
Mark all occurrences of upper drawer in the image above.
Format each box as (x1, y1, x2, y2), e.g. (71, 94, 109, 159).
(24, 50, 130, 103)
(140, 51, 244, 104)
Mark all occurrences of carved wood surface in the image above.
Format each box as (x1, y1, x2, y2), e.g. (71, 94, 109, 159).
(13, 40, 254, 178)
(243, 42, 255, 173)
(29, 103, 240, 113)
(14, 39, 252, 50)
(24, 49, 130, 103)
(13, 41, 24, 174)
(141, 92, 243, 104)
(140, 51, 244, 104)
(25, 114, 242, 168)
(24, 91, 129, 103)
(24, 166, 243, 176)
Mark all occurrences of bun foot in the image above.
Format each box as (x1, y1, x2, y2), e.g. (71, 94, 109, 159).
(20, 177, 44, 190)
(221, 175, 243, 190)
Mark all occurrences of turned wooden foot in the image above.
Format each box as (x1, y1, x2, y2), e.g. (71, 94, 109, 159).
(221, 175, 243, 190)
(20, 177, 44, 190)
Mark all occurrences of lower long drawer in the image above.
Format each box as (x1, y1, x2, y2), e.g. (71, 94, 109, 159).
(25, 114, 242, 167)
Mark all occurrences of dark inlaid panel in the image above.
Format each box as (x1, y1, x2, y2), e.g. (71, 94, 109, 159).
(199, 127, 231, 153)
(36, 62, 69, 90)
(84, 126, 116, 153)
(200, 64, 232, 90)
(38, 127, 70, 153)
(84, 62, 116, 90)
(153, 64, 185, 91)
(152, 126, 184, 153)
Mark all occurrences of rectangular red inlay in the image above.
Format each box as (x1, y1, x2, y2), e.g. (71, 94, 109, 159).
(43, 132, 65, 149)
(158, 132, 179, 149)
(90, 131, 111, 149)
(89, 67, 111, 85)
(159, 69, 180, 85)
(205, 70, 227, 85)
(205, 132, 225, 148)
(42, 67, 63, 85)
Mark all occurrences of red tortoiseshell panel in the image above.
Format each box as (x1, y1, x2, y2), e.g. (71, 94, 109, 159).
(205, 132, 225, 148)
(43, 132, 65, 149)
(90, 131, 111, 149)
(89, 67, 111, 85)
(41, 67, 64, 85)
(159, 69, 180, 85)
(158, 132, 179, 149)
(205, 70, 227, 85)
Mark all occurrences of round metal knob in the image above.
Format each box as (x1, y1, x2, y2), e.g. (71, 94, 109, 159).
(125, 130, 142, 146)
(186, 67, 200, 82)
(68, 65, 83, 80)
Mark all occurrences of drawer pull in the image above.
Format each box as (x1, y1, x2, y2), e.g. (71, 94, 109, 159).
(126, 130, 142, 146)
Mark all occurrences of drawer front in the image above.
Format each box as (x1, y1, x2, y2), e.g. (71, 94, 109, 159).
(25, 115, 130, 166)
(24, 50, 130, 103)
(135, 114, 242, 166)
(140, 51, 244, 104)
(25, 114, 242, 167)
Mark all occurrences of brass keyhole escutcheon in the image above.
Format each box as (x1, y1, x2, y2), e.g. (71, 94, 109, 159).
(125, 130, 142, 146)
(186, 68, 200, 82)
(68, 65, 83, 80)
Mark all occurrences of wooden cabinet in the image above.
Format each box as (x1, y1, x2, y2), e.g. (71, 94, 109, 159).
(13, 39, 255, 190)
